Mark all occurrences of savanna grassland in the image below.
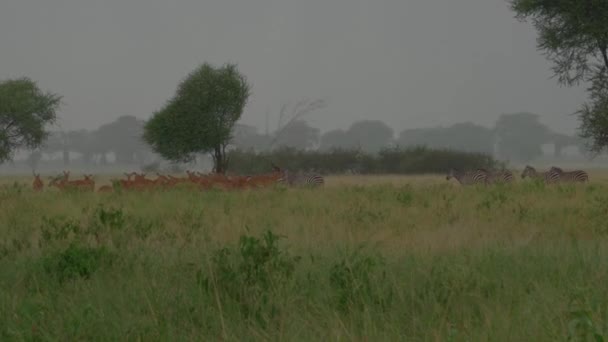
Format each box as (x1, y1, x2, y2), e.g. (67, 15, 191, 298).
(1, 172, 608, 341)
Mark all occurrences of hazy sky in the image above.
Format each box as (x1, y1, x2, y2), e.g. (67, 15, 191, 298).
(0, 0, 588, 136)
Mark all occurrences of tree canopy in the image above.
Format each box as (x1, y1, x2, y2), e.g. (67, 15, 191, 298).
(398, 122, 495, 155)
(274, 120, 320, 150)
(347, 120, 394, 153)
(0, 77, 61, 163)
(494, 112, 551, 162)
(143, 63, 251, 173)
(319, 129, 352, 151)
(510, 0, 608, 153)
(97, 115, 148, 164)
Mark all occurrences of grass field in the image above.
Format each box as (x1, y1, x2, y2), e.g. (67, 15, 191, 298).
(1, 173, 608, 341)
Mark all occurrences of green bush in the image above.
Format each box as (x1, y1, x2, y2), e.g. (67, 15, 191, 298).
(42, 244, 114, 283)
(197, 230, 301, 327)
(227, 146, 501, 175)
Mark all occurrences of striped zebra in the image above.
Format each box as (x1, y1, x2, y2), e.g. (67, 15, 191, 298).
(520, 165, 560, 184)
(477, 168, 514, 184)
(446, 168, 488, 185)
(549, 166, 589, 183)
(278, 169, 324, 187)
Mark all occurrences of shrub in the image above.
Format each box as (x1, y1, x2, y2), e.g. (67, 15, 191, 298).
(197, 230, 301, 327)
(227, 146, 501, 175)
(42, 244, 114, 283)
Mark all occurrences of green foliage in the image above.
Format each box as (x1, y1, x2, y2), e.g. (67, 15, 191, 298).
(510, 0, 608, 154)
(228, 146, 501, 175)
(567, 290, 606, 341)
(510, 0, 608, 87)
(395, 185, 414, 206)
(577, 72, 608, 154)
(198, 230, 301, 326)
(94, 206, 125, 231)
(329, 248, 391, 313)
(42, 244, 114, 283)
(39, 216, 81, 246)
(2, 177, 608, 339)
(144, 63, 251, 172)
(0, 77, 62, 163)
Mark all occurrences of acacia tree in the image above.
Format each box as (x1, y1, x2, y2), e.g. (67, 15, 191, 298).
(0, 77, 62, 163)
(509, 0, 608, 153)
(143, 63, 251, 173)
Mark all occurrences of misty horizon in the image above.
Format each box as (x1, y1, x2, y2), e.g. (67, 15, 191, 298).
(1, 0, 587, 136)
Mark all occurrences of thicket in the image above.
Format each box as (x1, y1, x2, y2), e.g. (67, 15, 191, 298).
(227, 146, 502, 175)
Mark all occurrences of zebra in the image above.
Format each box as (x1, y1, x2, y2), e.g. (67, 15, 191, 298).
(278, 169, 324, 187)
(549, 166, 589, 183)
(477, 168, 515, 184)
(446, 168, 488, 185)
(520, 165, 560, 184)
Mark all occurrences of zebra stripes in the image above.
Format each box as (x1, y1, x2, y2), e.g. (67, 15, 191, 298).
(477, 168, 514, 184)
(445, 166, 591, 186)
(549, 166, 589, 183)
(446, 168, 488, 185)
(521, 165, 560, 184)
(278, 169, 324, 187)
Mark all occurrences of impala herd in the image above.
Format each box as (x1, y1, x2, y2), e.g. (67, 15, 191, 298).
(31, 167, 287, 193)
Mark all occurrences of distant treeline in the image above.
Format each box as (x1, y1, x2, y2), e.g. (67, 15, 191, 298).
(226, 146, 502, 175)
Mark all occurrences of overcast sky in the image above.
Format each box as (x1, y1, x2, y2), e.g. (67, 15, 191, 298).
(0, 0, 588, 136)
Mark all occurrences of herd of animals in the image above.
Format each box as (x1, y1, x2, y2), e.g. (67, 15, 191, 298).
(29, 166, 325, 192)
(447, 165, 589, 185)
(27, 164, 588, 193)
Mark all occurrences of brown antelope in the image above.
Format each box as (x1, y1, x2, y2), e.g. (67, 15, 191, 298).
(82, 174, 95, 191)
(49, 171, 95, 191)
(32, 171, 44, 192)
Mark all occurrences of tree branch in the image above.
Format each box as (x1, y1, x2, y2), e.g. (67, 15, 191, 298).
(268, 98, 328, 149)
(599, 40, 608, 72)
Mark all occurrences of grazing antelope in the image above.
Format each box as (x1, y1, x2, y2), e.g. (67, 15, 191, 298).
(32, 171, 44, 192)
(246, 166, 284, 188)
(48, 171, 95, 191)
(82, 174, 95, 191)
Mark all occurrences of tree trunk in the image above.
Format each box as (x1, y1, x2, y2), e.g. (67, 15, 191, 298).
(213, 146, 225, 174)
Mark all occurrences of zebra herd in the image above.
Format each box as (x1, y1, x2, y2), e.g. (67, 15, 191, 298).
(270, 165, 589, 188)
(277, 168, 325, 187)
(446, 165, 589, 186)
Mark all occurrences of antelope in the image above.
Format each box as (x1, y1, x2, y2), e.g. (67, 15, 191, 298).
(32, 171, 44, 192)
(49, 171, 95, 191)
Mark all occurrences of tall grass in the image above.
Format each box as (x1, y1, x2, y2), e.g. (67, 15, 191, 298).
(0, 175, 607, 340)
